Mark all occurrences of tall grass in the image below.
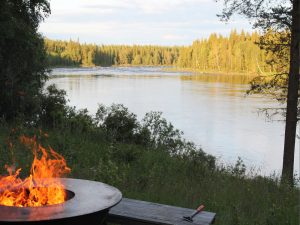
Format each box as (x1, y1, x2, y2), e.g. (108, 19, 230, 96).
(0, 125, 298, 225)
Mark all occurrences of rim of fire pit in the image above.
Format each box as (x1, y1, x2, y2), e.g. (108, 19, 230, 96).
(0, 178, 122, 222)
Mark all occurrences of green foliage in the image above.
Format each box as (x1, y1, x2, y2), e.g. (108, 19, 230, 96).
(142, 111, 189, 154)
(94, 104, 206, 158)
(0, 0, 50, 121)
(40, 84, 68, 127)
(45, 39, 180, 67)
(227, 157, 247, 178)
(248, 30, 292, 104)
(1, 124, 298, 225)
(96, 104, 139, 143)
(45, 31, 282, 75)
(177, 30, 276, 73)
(38, 85, 96, 133)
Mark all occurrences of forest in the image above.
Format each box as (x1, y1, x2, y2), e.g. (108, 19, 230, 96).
(0, 0, 299, 224)
(45, 30, 283, 74)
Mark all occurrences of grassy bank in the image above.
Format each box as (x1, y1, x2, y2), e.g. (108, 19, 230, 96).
(0, 110, 298, 225)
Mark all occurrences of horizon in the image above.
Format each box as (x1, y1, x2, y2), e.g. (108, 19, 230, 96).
(39, 0, 253, 46)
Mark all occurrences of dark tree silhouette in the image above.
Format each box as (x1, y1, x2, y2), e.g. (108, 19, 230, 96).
(0, 0, 50, 121)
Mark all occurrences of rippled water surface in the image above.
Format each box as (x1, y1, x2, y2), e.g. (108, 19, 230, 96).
(47, 66, 299, 175)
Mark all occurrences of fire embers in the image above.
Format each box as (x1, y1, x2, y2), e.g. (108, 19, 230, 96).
(0, 134, 70, 207)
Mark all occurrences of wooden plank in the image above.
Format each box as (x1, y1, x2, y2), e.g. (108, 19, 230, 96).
(107, 198, 216, 225)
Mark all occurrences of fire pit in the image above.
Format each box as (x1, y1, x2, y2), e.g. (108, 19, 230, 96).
(0, 178, 122, 225)
(0, 135, 122, 224)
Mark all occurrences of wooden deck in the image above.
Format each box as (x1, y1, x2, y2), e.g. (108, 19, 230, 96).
(108, 198, 216, 225)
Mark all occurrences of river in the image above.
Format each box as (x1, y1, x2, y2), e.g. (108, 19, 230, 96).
(47, 66, 299, 175)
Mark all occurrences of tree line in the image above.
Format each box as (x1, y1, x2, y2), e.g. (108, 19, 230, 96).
(45, 40, 180, 67)
(177, 30, 286, 73)
(45, 30, 281, 74)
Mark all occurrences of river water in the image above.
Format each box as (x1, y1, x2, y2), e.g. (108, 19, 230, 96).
(48, 66, 299, 175)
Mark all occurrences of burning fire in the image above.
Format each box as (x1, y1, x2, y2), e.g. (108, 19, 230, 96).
(0, 134, 70, 207)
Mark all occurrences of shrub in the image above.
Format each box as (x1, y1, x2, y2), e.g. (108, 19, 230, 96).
(96, 104, 139, 143)
(40, 84, 68, 128)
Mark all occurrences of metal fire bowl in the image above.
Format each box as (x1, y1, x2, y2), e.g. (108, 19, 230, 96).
(0, 178, 122, 225)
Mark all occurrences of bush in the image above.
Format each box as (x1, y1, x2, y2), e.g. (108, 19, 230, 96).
(38, 97, 216, 168)
(96, 104, 139, 143)
(40, 84, 68, 128)
(141, 112, 184, 153)
(94, 105, 216, 167)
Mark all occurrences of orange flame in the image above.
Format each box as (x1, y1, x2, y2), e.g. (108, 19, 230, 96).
(0, 135, 70, 207)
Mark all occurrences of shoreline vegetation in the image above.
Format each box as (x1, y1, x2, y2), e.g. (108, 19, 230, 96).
(0, 93, 298, 225)
(45, 30, 285, 76)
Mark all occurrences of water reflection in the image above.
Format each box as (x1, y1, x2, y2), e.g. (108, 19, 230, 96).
(181, 73, 254, 85)
(47, 67, 299, 175)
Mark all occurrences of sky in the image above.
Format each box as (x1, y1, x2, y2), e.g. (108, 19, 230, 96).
(39, 0, 253, 46)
